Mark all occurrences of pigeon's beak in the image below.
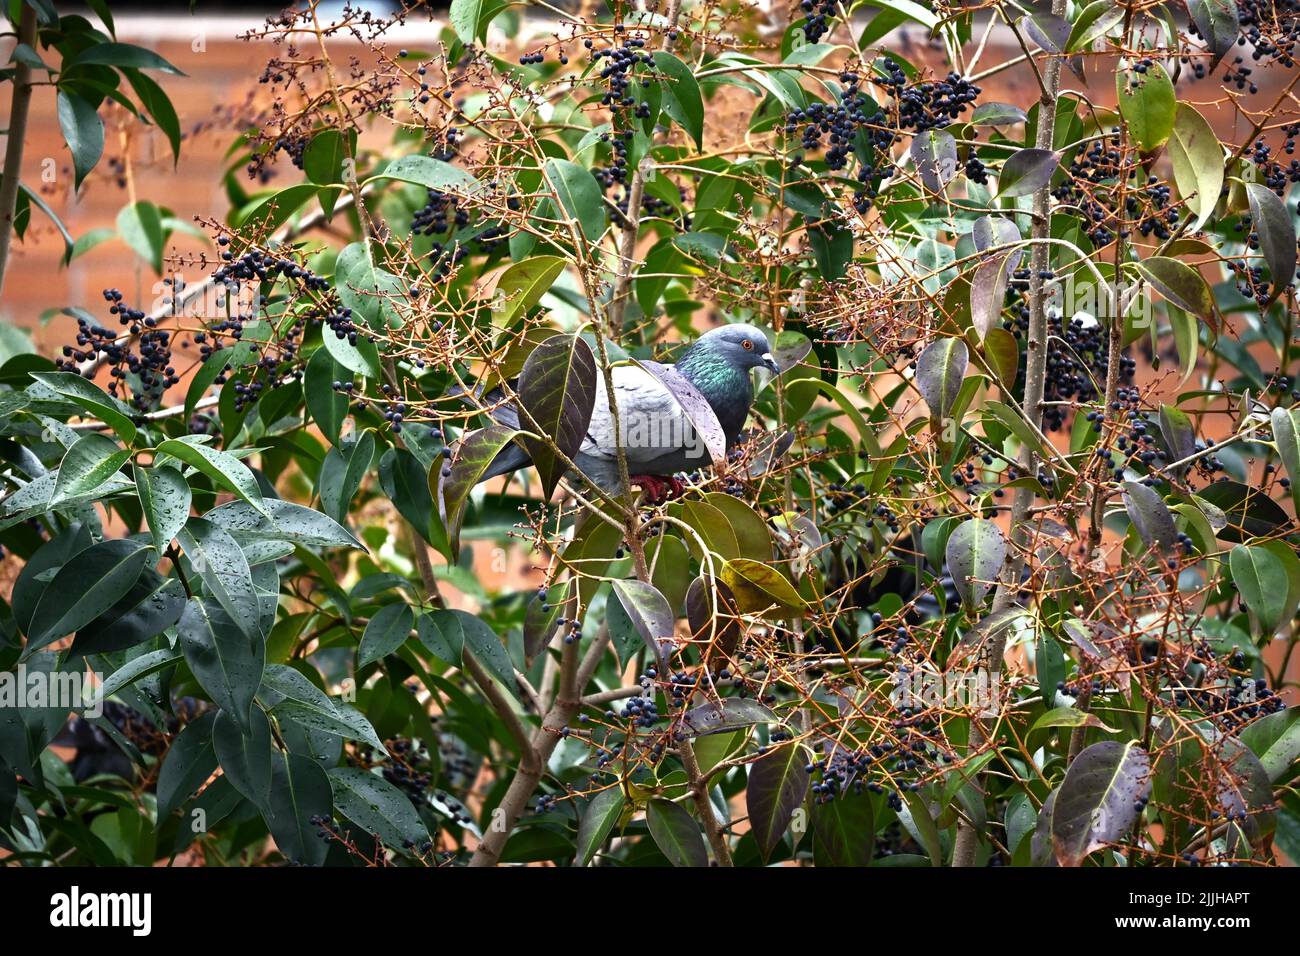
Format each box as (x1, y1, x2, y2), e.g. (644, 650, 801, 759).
(761, 353, 780, 374)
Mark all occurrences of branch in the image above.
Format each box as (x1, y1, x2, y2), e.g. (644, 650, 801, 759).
(0, 3, 38, 300)
(951, 0, 1068, 868)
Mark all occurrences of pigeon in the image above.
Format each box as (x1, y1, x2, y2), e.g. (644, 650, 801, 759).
(475, 323, 778, 497)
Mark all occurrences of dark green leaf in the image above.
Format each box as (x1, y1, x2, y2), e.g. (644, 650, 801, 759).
(50, 433, 129, 506)
(358, 602, 414, 668)
(328, 766, 429, 850)
(135, 463, 191, 555)
(575, 785, 625, 866)
(26, 538, 150, 653)
(646, 798, 709, 867)
(746, 742, 810, 861)
(267, 752, 332, 866)
(57, 90, 104, 191)
(944, 518, 1007, 609)
(156, 711, 217, 819)
(1051, 740, 1151, 866)
(212, 706, 272, 807)
(518, 333, 597, 498)
(177, 596, 265, 732)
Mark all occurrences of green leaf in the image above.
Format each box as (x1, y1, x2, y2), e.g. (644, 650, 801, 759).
(1239, 708, 1300, 782)
(457, 610, 516, 689)
(156, 438, 268, 517)
(997, 148, 1058, 198)
(1051, 740, 1151, 866)
(267, 752, 332, 866)
(123, 68, 180, 165)
(1066, 1, 1126, 51)
(1187, 0, 1240, 67)
(1121, 480, 1177, 552)
(57, 90, 105, 191)
(367, 154, 481, 195)
(212, 706, 272, 807)
(517, 333, 597, 498)
(116, 200, 165, 273)
(859, 0, 938, 29)
(91, 647, 183, 709)
(1116, 60, 1175, 151)
(320, 431, 375, 525)
(653, 52, 704, 149)
(237, 182, 320, 235)
(746, 742, 809, 861)
(261, 665, 387, 754)
(328, 766, 430, 850)
(25, 538, 150, 653)
(380, 446, 446, 554)
(970, 102, 1027, 126)
(448, 0, 485, 45)
(1272, 407, 1300, 511)
(358, 602, 414, 669)
(177, 596, 265, 733)
(30, 371, 136, 443)
(969, 253, 1012, 339)
(304, 347, 350, 445)
(1168, 104, 1224, 231)
(1229, 543, 1289, 634)
(915, 336, 968, 422)
(66, 41, 185, 74)
(439, 425, 519, 555)
(177, 517, 261, 634)
(1132, 257, 1215, 324)
(50, 433, 129, 507)
(491, 255, 566, 326)
(721, 558, 808, 614)
(1244, 182, 1297, 305)
(303, 128, 352, 185)
(646, 798, 709, 867)
(544, 159, 606, 244)
(205, 497, 363, 551)
(909, 128, 961, 195)
(702, 493, 773, 561)
(944, 518, 1007, 609)
(70, 569, 185, 657)
(135, 464, 191, 555)
(321, 317, 382, 379)
(808, 215, 854, 281)
(417, 609, 465, 666)
(1030, 707, 1118, 735)
(611, 578, 677, 660)
(17, 183, 75, 263)
(575, 786, 625, 866)
(156, 711, 217, 819)
(812, 789, 875, 867)
(982, 398, 1053, 460)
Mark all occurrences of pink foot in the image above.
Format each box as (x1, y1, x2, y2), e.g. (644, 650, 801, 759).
(632, 475, 685, 505)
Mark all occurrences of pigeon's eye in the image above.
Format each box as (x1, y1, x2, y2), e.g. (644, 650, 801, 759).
(741, 339, 753, 351)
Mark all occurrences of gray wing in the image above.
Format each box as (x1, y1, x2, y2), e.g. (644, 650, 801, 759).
(579, 364, 710, 476)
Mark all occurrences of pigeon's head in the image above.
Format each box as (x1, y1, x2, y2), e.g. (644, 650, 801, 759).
(697, 323, 779, 374)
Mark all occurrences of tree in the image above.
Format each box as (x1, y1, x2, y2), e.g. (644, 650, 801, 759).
(1, 0, 1298, 868)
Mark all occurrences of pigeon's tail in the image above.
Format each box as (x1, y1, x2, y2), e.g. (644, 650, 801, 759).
(445, 383, 533, 483)
(478, 442, 533, 484)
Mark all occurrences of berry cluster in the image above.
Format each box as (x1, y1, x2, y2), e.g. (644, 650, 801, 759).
(798, 0, 837, 43)
(784, 65, 981, 214)
(1053, 132, 1182, 246)
(1002, 307, 1133, 433)
(56, 289, 178, 412)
